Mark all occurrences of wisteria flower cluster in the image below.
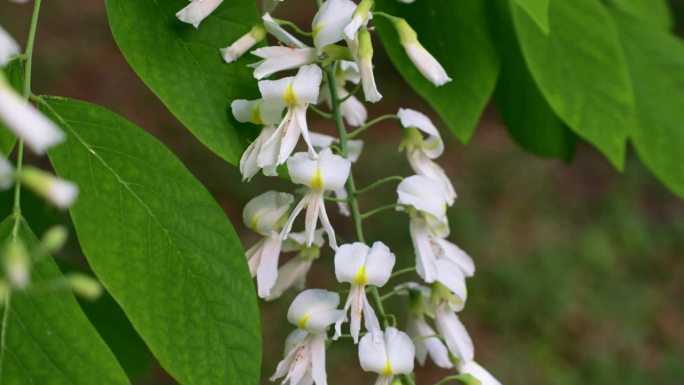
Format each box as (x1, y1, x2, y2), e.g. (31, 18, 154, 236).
(177, 0, 501, 384)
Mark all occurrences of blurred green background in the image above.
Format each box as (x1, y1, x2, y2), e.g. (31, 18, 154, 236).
(1, 0, 684, 384)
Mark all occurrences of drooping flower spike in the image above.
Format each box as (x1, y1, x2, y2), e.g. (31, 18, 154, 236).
(333, 241, 395, 343)
(312, 0, 357, 54)
(398, 108, 456, 205)
(243, 191, 294, 298)
(0, 25, 20, 66)
(176, 0, 224, 28)
(266, 229, 325, 301)
(272, 289, 344, 385)
(257, 64, 323, 171)
(358, 327, 415, 385)
(281, 148, 351, 250)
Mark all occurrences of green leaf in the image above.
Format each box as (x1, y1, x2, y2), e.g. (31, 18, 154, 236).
(0, 57, 24, 155)
(511, 0, 635, 169)
(104, 0, 261, 165)
(611, 10, 684, 198)
(513, 0, 550, 33)
(607, 0, 673, 30)
(40, 96, 261, 385)
(375, 0, 500, 142)
(0, 217, 129, 385)
(493, 0, 575, 161)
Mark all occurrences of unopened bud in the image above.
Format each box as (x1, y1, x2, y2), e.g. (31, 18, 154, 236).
(344, 0, 374, 39)
(221, 24, 266, 63)
(357, 28, 382, 103)
(4, 239, 30, 289)
(20, 166, 79, 209)
(391, 17, 451, 86)
(41, 226, 68, 253)
(66, 273, 103, 301)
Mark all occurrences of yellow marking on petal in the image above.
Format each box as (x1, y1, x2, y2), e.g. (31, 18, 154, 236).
(298, 313, 311, 329)
(353, 265, 367, 285)
(312, 23, 324, 39)
(381, 359, 393, 376)
(251, 104, 262, 124)
(250, 213, 261, 232)
(423, 138, 441, 151)
(284, 82, 298, 105)
(310, 168, 324, 190)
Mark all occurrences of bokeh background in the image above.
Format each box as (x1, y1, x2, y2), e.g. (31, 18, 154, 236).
(1, 0, 684, 384)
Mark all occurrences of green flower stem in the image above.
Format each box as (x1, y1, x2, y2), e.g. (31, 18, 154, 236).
(390, 266, 416, 279)
(309, 104, 333, 119)
(356, 175, 404, 195)
(361, 203, 401, 220)
(339, 82, 361, 103)
(348, 114, 399, 139)
(272, 18, 312, 36)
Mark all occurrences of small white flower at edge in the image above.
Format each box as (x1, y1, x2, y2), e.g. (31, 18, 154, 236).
(0, 25, 20, 67)
(434, 300, 474, 366)
(281, 148, 351, 250)
(397, 174, 450, 230)
(312, 0, 357, 54)
(0, 78, 65, 155)
(176, 0, 224, 28)
(265, 230, 325, 301)
(20, 167, 78, 209)
(257, 64, 323, 171)
(333, 241, 395, 343)
(272, 289, 344, 385)
(358, 327, 415, 385)
(458, 361, 503, 385)
(392, 17, 451, 86)
(243, 191, 294, 298)
(221, 24, 266, 64)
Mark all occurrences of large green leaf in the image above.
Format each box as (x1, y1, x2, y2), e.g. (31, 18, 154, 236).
(104, 0, 261, 165)
(611, 10, 684, 198)
(40, 96, 261, 385)
(0, 217, 129, 385)
(493, 0, 575, 161)
(375, 0, 500, 143)
(0, 57, 24, 155)
(513, 0, 550, 33)
(607, 0, 673, 30)
(511, 0, 635, 169)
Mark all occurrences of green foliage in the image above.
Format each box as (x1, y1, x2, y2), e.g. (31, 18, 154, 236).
(510, 0, 636, 170)
(104, 0, 261, 165)
(374, 0, 500, 143)
(0, 57, 23, 155)
(492, 0, 576, 161)
(39, 97, 261, 385)
(610, 9, 684, 199)
(0, 217, 129, 385)
(512, 0, 550, 33)
(607, 0, 673, 30)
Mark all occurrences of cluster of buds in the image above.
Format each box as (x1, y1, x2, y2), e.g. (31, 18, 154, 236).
(177, 0, 500, 384)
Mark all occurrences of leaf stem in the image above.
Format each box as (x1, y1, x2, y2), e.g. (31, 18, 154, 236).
(348, 114, 399, 139)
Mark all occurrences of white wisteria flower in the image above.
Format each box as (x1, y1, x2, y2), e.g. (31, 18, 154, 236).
(358, 327, 415, 385)
(311, 0, 356, 53)
(434, 300, 474, 366)
(391, 17, 451, 86)
(250, 46, 318, 80)
(344, 0, 373, 39)
(333, 241, 395, 342)
(0, 25, 20, 66)
(405, 284, 453, 369)
(239, 126, 276, 180)
(262, 13, 309, 49)
(266, 230, 325, 301)
(458, 361, 502, 385)
(176, 0, 224, 28)
(397, 174, 450, 233)
(281, 148, 351, 250)
(221, 24, 266, 63)
(0, 78, 65, 155)
(20, 167, 78, 209)
(273, 289, 344, 385)
(353, 28, 382, 103)
(231, 99, 284, 126)
(257, 64, 323, 171)
(398, 108, 456, 205)
(319, 61, 368, 127)
(243, 191, 294, 298)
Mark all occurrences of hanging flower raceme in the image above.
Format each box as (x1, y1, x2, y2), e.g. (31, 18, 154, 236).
(176, 0, 224, 28)
(243, 191, 294, 298)
(0, 76, 65, 155)
(266, 230, 325, 301)
(432, 283, 474, 366)
(281, 149, 351, 250)
(402, 283, 453, 369)
(257, 64, 323, 171)
(319, 61, 368, 127)
(333, 241, 395, 342)
(0, 25, 20, 66)
(398, 108, 456, 205)
(358, 327, 415, 385)
(272, 289, 344, 385)
(311, 0, 356, 54)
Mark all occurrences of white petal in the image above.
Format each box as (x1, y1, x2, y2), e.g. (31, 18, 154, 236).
(262, 13, 309, 49)
(292, 64, 323, 105)
(363, 241, 395, 287)
(220, 27, 263, 63)
(397, 175, 448, 220)
(288, 152, 320, 187)
(333, 188, 351, 217)
(405, 43, 452, 86)
(359, 55, 381, 103)
(287, 148, 350, 191)
(48, 177, 79, 209)
(397, 108, 443, 158)
(292, 104, 317, 157)
(304, 191, 323, 246)
(362, 293, 382, 341)
(0, 26, 20, 67)
(409, 217, 438, 283)
(255, 231, 282, 298)
(316, 194, 338, 250)
(437, 238, 474, 277)
(242, 190, 294, 235)
(305, 308, 345, 334)
(384, 327, 415, 375)
(252, 47, 318, 80)
(334, 242, 370, 284)
(339, 90, 368, 127)
(176, 0, 223, 28)
(358, 330, 389, 373)
(0, 85, 65, 154)
(259, 76, 293, 103)
(240, 126, 275, 181)
(409, 316, 453, 369)
(434, 258, 468, 304)
(287, 288, 341, 331)
(458, 361, 502, 385)
(435, 304, 474, 364)
(231, 99, 284, 125)
(312, 0, 357, 52)
(317, 148, 351, 190)
(407, 150, 455, 205)
(280, 193, 310, 241)
(309, 132, 336, 150)
(265, 256, 313, 301)
(339, 60, 361, 84)
(310, 335, 329, 385)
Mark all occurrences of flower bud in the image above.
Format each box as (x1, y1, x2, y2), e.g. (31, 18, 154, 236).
(357, 28, 382, 102)
(41, 225, 69, 253)
(221, 24, 266, 63)
(20, 166, 79, 209)
(4, 239, 30, 289)
(176, 0, 224, 28)
(66, 273, 103, 301)
(392, 18, 451, 86)
(344, 0, 374, 39)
